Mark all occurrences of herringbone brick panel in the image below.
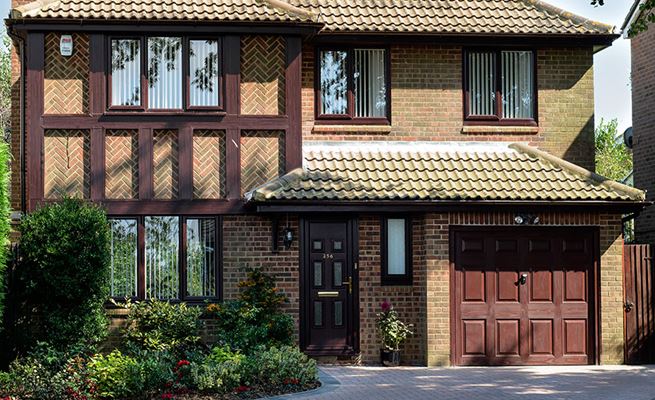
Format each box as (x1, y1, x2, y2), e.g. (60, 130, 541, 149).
(240, 130, 285, 194)
(153, 129, 179, 199)
(193, 130, 226, 199)
(44, 129, 90, 199)
(44, 33, 89, 114)
(241, 36, 285, 115)
(105, 130, 139, 199)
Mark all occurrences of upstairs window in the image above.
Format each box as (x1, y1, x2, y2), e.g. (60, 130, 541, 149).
(317, 47, 389, 122)
(465, 49, 536, 124)
(109, 37, 222, 111)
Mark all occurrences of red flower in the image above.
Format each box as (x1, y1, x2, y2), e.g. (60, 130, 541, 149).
(161, 393, 173, 399)
(235, 385, 250, 393)
(177, 360, 190, 367)
(380, 300, 392, 312)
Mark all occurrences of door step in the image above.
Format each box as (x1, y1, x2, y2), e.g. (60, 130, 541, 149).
(312, 354, 362, 365)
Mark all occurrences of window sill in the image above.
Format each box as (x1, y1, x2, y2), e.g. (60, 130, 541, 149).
(104, 110, 227, 117)
(312, 124, 392, 134)
(461, 125, 540, 134)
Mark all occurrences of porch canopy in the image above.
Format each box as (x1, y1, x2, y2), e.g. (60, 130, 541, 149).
(245, 141, 647, 213)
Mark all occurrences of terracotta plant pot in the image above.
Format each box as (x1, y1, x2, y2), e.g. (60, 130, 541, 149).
(380, 349, 401, 366)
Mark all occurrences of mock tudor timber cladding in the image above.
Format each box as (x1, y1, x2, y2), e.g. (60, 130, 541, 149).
(43, 129, 91, 199)
(240, 130, 286, 195)
(105, 130, 139, 199)
(193, 130, 226, 199)
(44, 33, 89, 115)
(153, 129, 179, 200)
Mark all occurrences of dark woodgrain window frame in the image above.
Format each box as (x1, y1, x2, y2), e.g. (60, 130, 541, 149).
(381, 216, 413, 286)
(315, 45, 391, 125)
(108, 36, 225, 113)
(463, 48, 538, 127)
(107, 215, 222, 303)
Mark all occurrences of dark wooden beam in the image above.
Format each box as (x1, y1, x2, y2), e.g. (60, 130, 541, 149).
(223, 35, 240, 116)
(89, 33, 106, 115)
(26, 32, 44, 210)
(90, 127, 105, 200)
(178, 126, 193, 200)
(285, 35, 302, 171)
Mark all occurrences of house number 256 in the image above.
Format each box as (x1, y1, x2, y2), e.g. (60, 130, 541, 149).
(323, 253, 334, 259)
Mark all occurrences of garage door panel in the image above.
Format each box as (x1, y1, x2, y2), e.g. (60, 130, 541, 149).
(463, 320, 487, 356)
(496, 320, 520, 356)
(564, 319, 587, 355)
(530, 319, 555, 355)
(463, 269, 486, 302)
(528, 239, 551, 252)
(530, 269, 554, 302)
(564, 269, 587, 302)
(497, 270, 520, 302)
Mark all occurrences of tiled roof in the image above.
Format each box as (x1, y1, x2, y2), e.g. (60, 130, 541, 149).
(10, 0, 315, 24)
(11, 0, 615, 36)
(292, 0, 615, 35)
(246, 142, 644, 203)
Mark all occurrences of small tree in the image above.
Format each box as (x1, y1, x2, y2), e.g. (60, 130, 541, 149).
(595, 118, 632, 181)
(18, 198, 111, 350)
(0, 141, 10, 326)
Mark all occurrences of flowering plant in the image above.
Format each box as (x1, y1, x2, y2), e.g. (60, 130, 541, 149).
(375, 301, 413, 351)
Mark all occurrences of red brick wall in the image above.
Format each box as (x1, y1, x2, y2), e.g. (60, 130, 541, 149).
(302, 45, 595, 170)
(632, 27, 655, 246)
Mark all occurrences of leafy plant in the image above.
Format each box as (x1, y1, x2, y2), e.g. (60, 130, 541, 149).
(240, 345, 317, 388)
(237, 268, 287, 315)
(118, 298, 202, 355)
(88, 350, 142, 399)
(595, 118, 632, 182)
(376, 301, 413, 351)
(191, 358, 242, 393)
(0, 141, 9, 327)
(17, 198, 111, 350)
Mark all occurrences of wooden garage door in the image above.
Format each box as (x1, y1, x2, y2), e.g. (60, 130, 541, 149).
(453, 228, 596, 365)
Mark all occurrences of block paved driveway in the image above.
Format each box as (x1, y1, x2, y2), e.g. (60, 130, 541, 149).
(285, 365, 655, 400)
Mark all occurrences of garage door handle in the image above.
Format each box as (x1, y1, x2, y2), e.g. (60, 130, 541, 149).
(625, 300, 634, 312)
(518, 273, 528, 285)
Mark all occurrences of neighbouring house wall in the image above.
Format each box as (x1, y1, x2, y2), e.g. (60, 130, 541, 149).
(632, 27, 655, 247)
(302, 44, 595, 170)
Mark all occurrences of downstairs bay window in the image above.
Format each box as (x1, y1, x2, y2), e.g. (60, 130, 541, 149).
(464, 49, 536, 124)
(109, 216, 221, 301)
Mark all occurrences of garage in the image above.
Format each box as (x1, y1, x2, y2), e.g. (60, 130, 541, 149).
(452, 227, 598, 366)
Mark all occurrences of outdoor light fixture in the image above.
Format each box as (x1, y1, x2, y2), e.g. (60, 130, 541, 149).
(514, 214, 540, 225)
(282, 227, 294, 249)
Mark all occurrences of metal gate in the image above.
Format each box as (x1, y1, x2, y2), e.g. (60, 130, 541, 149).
(623, 244, 655, 364)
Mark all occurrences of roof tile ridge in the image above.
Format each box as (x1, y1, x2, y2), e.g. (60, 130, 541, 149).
(258, 0, 316, 20)
(12, 0, 61, 18)
(508, 142, 645, 201)
(519, 0, 615, 34)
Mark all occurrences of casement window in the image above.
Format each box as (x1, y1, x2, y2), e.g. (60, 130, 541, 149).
(109, 216, 221, 301)
(109, 37, 222, 111)
(317, 47, 390, 122)
(464, 49, 536, 124)
(381, 217, 412, 285)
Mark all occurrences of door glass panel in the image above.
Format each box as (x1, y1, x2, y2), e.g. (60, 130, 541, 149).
(333, 240, 343, 251)
(314, 261, 323, 287)
(334, 301, 343, 326)
(313, 240, 323, 251)
(314, 302, 323, 327)
(333, 261, 343, 286)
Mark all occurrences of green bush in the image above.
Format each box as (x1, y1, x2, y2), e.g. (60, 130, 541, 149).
(17, 198, 111, 350)
(206, 345, 244, 364)
(241, 345, 317, 387)
(0, 141, 10, 327)
(88, 350, 143, 399)
(191, 359, 242, 393)
(120, 299, 202, 354)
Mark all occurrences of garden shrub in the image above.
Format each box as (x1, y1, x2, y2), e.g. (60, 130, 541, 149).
(191, 358, 242, 393)
(0, 142, 10, 327)
(241, 345, 317, 388)
(88, 350, 142, 399)
(120, 299, 202, 355)
(17, 198, 111, 350)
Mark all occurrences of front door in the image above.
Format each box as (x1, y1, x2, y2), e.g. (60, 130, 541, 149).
(301, 219, 358, 355)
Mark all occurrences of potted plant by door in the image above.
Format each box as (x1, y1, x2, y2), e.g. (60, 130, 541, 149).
(376, 300, 413, 366)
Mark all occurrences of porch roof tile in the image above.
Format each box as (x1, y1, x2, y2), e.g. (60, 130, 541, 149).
(245, 142, 644, 203)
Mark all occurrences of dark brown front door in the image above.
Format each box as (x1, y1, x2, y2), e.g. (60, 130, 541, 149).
(453, 228, 597, 365)
(301, 219, 358, 355)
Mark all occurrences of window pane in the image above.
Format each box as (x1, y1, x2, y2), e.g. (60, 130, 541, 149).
(109, 219, 138, 298)
(111, 39, 141, 106)
(502, 51, 534, 119)
(334, 301, 343, 326)
(320, 50, 348, 115)
(468, 52, 496, 116)
(333, 261, 343, 286)
(190, 40, 220, 107)
(387, 219, 406, 275)
(148, 37, 182, 109)
(354, 49, 386, 118)
(314, 261, 323, 287)
(314, 301, 323, 327)
(186, 218, 217, 297)
(145, 216, 180, 299)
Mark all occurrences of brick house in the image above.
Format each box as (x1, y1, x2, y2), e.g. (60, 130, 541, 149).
(623, 2, 655, 247)
(6, 0, 648, 366)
